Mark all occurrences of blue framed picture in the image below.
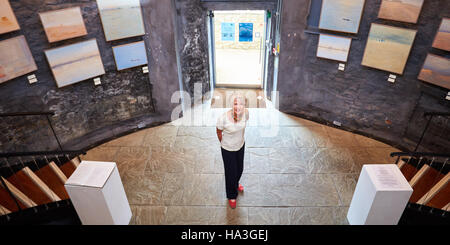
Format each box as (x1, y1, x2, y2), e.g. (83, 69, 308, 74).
(221, 22, 235, 41)
(112, 41, 148, 71)
(239, 23, 253, 42)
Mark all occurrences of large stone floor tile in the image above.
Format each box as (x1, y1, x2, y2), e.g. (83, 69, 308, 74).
(208, 207, 249, 225)
(101, 130, 147, 147)
(145, 146, 197, 174)
(164, 206, 214, 225)
(162, 173, 223, 206)
(142, 125, 179, 148)
(331, 174, 359, 206)
(115, 146, 151, 162)
(291, 126, 332, 148)
(130, 205, 167, 225)
(307, 148, 360, 174)
(269, 148, 314, 174)
(325, 126, 359, 148)
(123, 172, 165, 205)
(80, 146, 120, 162)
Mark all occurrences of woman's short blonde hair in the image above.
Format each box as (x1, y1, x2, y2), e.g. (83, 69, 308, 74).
(229, 92, 248, 108)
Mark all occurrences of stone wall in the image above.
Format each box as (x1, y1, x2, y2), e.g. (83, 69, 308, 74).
(277, 0, 450, 153)
(0, 0, 180, 153)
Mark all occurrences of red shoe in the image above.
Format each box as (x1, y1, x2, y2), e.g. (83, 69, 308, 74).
(238, 184, 244, 192)
(228, 199, 236, 209)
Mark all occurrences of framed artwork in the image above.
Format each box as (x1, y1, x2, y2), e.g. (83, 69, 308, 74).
(112, 41, 148, 71)
(45, 39, 105, 88)
(96, 0, 145, 41)
(432, 18, 450, 51)
(361, 23, 417, 75)
(221, 22, 235, 41)
(316, 34, 352, 62)
(319, 0, 365, 34)
(239, 23, 253, 42)
(0, 36, 37, 84)
(378, 0, 424, 24)
(0, 0, 20, 34)
(418, 54, 450, 90)
(39, 7, 87, 43)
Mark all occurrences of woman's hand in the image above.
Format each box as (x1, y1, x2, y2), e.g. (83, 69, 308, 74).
(216, 128, 223, 142)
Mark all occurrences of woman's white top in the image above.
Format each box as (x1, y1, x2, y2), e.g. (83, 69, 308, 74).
(216, 110, 248, 151)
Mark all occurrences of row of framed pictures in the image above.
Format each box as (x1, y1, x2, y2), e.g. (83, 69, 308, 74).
(0, 0, 148, 88)
(315, 0, 449, 91)
(318, 0, 425, 35)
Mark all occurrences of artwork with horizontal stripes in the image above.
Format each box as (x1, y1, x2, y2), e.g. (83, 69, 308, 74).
(112, 41, 148, 71)
(316, 34, 352, 62)
(0, 35, 37, 84)
(432, 18, 450, 51)
(96, 0, 145, 41)
(319, 0, 365, 34)
(418, 54, 450, 90)
(45, 39, 105, 88)
(361, 24, 416, 74)
(0, 0, 20, 34)
(39, 7, 87, 43)
(378, 0, 424, 23)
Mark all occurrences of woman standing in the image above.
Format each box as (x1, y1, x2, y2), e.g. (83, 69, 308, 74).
(216, 94, 249, 209)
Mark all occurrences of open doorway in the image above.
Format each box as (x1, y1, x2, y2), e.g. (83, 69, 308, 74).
(210, 10, 267, 88)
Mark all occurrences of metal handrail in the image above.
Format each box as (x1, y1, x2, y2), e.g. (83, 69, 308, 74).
(390, 152, 450, 158)
(0, 111, 55, 117)
(0, 150, 86, 158)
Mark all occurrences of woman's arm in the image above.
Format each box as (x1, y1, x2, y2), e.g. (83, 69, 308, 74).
(216, 128, 223, 142)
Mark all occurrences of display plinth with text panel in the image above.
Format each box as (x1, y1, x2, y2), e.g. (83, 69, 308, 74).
(65, 161, 131, 225)
(347, 164, 413, 225)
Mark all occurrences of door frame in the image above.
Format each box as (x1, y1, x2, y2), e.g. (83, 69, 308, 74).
(207, 10, 272, 90)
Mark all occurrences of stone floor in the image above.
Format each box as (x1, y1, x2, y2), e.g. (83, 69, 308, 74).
(80, 100, 400, 225)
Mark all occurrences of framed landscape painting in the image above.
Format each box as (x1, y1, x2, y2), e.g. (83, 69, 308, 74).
(0, 0, 20, 34)
(112, 41, 148, 71)
(45, 39, 105, 88)
(378, 0, 424, 24)
(418, 54, 450, 90)
(96, 0, 145, 41)
(316, 34, 352, 62)
(0, 35, 37, 84)
(39, 7, 87, 43)
(432, 18, 450, 51)
(319, 0, 365, 34)
(361, 24, 417, 74)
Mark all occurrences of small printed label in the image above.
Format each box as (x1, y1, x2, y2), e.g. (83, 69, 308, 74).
(27, 74, 36, 80)
(389, 74, 397, 79)
(29, 78, 37, 84)
(388, 78, 395, 83)
(333, 121, 342, 127)
(94, 77, 101, 85)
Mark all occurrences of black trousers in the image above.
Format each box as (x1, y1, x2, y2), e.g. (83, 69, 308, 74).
(221, 143, 245, 199)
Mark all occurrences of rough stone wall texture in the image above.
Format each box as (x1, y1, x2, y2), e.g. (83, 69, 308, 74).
(175, 0, 210, 102)
(278, 0, 450, 153)
(0, 0, 180, 153)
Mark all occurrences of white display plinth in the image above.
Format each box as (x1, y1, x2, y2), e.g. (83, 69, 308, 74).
(65, 161, 132, 225)
(347, 164, 413, 225)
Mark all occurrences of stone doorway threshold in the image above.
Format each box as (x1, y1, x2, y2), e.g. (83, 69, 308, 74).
(211, 88, 266, 108)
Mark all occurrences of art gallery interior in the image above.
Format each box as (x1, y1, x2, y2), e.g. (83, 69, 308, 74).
(0, 0, 449, 225)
